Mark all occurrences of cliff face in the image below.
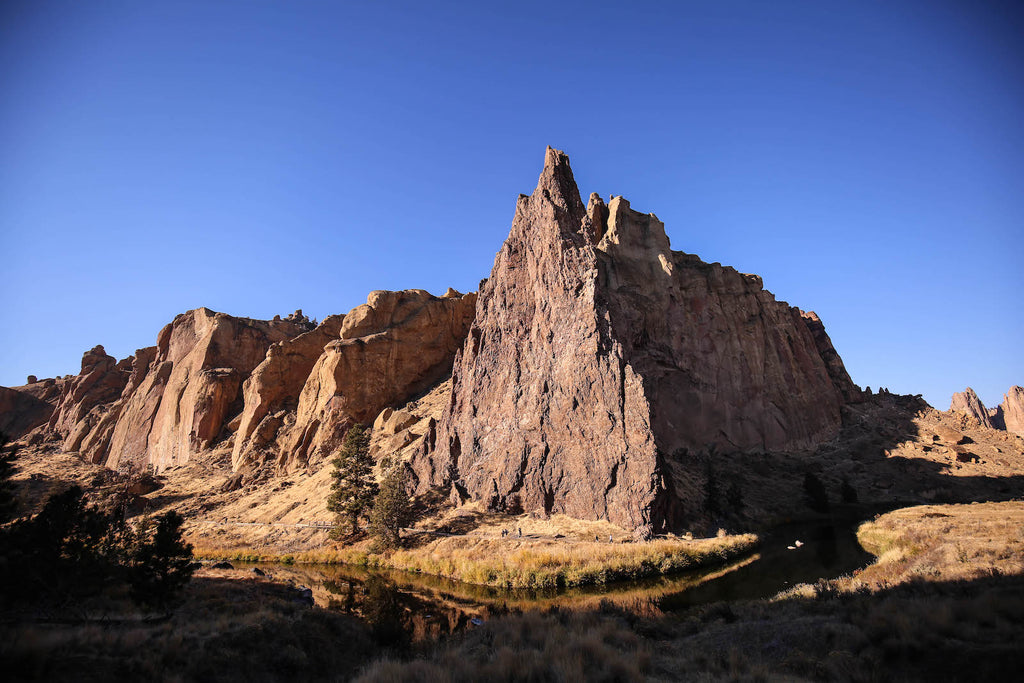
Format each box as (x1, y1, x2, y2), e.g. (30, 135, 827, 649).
(104, 309, 312, 471)
(413, 148, 859, 534)
(231, 314, 346, 470)
(5, 291, 474, 475)
(281, 289, 476, 469)
(950, 386, 1024, 437)
(950, 388, 994, 429)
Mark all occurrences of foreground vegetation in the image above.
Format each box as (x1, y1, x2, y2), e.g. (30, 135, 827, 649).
(5, 501, 1023, 681)
(359, 501, 1024, 681)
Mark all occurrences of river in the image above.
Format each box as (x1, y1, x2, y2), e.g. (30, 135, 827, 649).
(238, 518, 874, 644)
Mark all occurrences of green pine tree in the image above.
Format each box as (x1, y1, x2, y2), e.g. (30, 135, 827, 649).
(327, 425, 377, 538)
(369, 459, 412, 551)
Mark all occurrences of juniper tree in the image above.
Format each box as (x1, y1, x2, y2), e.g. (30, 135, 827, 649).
(327, 425, 376, 538)
(128, 510, 195, 610)
(369, 458, 412, 551)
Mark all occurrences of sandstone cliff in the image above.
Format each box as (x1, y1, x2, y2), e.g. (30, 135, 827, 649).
(1000, 386, 1024, 436)
(950, 385, 1024, 437)
(231, 315, 346, 470)
(413, 147, 860, 534)
(949, 388, 993, 429)
(281, 289, 475, 469)
(103, 309, 313, 471)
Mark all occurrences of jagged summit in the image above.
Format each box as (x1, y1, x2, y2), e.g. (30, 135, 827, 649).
(950, 385, 1024, 436)
(411, 148, 861, 535)
(4, 147, 865, 536)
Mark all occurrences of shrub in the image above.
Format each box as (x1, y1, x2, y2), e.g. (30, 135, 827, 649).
(0, 432, 19, 523)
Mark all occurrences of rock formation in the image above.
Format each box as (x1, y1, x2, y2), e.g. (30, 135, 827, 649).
(951, 385, 1024, 437)
(231, 315, 346, 469)
(281, 289, 476, 469)
(0, 386, 53, 439)
(103, 308, 312, 471)
(949, 388, 994, 429)
(412, 147, 860, 534)
(999, 386, 1024, 436)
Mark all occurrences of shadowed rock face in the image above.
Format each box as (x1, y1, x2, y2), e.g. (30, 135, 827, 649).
(413, 147, 859, 534)
(0, 386, 54, 439)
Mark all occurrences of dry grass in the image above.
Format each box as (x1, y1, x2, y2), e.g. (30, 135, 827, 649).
(194, 533, 758, 590)
(850, 501, 1024, 589)
(0, 568, 376, 682)
(355, 502, 1024, 682)
(382, 534, 758, 588)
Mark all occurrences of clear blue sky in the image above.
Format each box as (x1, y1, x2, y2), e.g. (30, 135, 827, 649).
(1, 1, 1021, 410)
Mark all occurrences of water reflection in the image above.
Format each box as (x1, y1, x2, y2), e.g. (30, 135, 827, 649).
(242, 520, 872, 643)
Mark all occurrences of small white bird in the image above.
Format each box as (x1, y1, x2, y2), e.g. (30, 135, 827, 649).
(787, 545, 796, 550)
(794, 540, 804, 547)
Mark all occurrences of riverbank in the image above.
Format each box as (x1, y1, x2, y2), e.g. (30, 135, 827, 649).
(358, 500, 1024, 681)
(193, 532, 759, 589)
(4, 502, 1021, 681)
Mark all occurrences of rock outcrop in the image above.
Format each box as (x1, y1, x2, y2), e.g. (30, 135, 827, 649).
(46, 346, 131, 445)
(951, 385, 1024, 438)
(0, 385, 54, 439)
(103, 309, 312, 472)
(231, 315, 346, 469)
(950, 388, 994, 429)
(413, 147, 860, 534)
(999, 386, 1024, 436)
(282, 289, 476, 469)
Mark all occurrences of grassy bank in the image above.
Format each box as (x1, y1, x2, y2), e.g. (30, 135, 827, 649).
(193, 533, 759, 589)
(358, 502, 1024, 682)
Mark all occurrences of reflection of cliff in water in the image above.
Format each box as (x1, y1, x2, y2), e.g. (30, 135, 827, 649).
(241, 519, 873, 643)
(248, 554, 759, 643)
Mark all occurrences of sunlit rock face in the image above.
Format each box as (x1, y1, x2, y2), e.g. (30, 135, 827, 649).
(279, 289, 476, 470)
(950, 385, 1024, 437)
(414, 147, 859, 535)
(104, 308, 312, 472)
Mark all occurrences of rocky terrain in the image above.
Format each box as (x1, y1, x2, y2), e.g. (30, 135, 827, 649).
(2, 148, 1021, 541)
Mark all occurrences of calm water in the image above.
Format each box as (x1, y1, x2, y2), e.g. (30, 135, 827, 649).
(240, 519, 873, 643)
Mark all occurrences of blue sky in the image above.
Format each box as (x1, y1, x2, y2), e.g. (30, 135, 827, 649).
(1, 0, 1021, 410)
